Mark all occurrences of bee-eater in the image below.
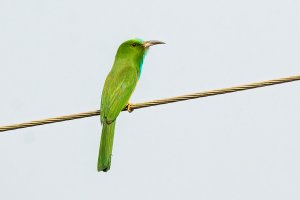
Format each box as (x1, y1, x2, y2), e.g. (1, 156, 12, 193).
(98, 39, 165, 172)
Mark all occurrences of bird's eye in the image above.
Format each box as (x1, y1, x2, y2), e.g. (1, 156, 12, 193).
(131, 43, 137, 47)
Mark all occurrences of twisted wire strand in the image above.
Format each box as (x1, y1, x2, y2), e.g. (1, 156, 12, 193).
(1, 74, 300, 132)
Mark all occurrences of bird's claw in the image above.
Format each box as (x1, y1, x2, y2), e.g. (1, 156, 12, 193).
(127, 103, 134, 113)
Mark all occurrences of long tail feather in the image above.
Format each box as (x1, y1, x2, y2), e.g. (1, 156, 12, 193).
(97, 120, 116, 172)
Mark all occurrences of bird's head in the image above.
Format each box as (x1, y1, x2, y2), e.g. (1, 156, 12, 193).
(115, 39, 165, 64)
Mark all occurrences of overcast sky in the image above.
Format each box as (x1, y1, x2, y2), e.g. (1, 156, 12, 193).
(1, 0, 300, 199)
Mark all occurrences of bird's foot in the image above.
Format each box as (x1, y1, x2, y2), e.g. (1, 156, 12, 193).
(127, 102, 134, 113)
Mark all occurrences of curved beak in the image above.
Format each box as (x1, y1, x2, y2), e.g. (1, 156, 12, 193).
(143, 40, 165, 48)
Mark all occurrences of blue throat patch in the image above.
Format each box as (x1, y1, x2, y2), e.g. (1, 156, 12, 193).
(139, 51, 147, 79)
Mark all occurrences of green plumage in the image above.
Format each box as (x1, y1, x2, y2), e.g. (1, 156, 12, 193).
(98, 39, 164, 172)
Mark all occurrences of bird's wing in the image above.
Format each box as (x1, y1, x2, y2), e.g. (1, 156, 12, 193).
(100, 66, 138, 123)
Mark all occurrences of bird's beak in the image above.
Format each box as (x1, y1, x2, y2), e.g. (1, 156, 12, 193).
(143, 40, 165, 48)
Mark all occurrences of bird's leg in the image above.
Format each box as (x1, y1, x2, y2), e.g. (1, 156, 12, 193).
(126, 102, 134, 113)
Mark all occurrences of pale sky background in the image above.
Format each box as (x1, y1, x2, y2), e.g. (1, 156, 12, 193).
(1, 0, 300, 199)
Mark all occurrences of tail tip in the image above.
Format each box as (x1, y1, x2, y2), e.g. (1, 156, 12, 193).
(97, 165, 110, 172)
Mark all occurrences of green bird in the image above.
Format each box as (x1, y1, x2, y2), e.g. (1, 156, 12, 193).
(98, 39, 165, 172)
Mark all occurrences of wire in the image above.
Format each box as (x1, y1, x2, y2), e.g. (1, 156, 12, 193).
(1, 74, 300, 132)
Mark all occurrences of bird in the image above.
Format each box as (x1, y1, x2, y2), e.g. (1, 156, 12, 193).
(98, 39, 165, 172)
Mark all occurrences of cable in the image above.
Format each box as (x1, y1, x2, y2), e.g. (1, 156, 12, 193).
(1, 74, 300, 132)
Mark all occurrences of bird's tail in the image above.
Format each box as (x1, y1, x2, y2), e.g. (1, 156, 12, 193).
(97, 120, 116, 172)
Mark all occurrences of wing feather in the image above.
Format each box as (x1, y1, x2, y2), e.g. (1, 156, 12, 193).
(100, 66, 138, 123)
